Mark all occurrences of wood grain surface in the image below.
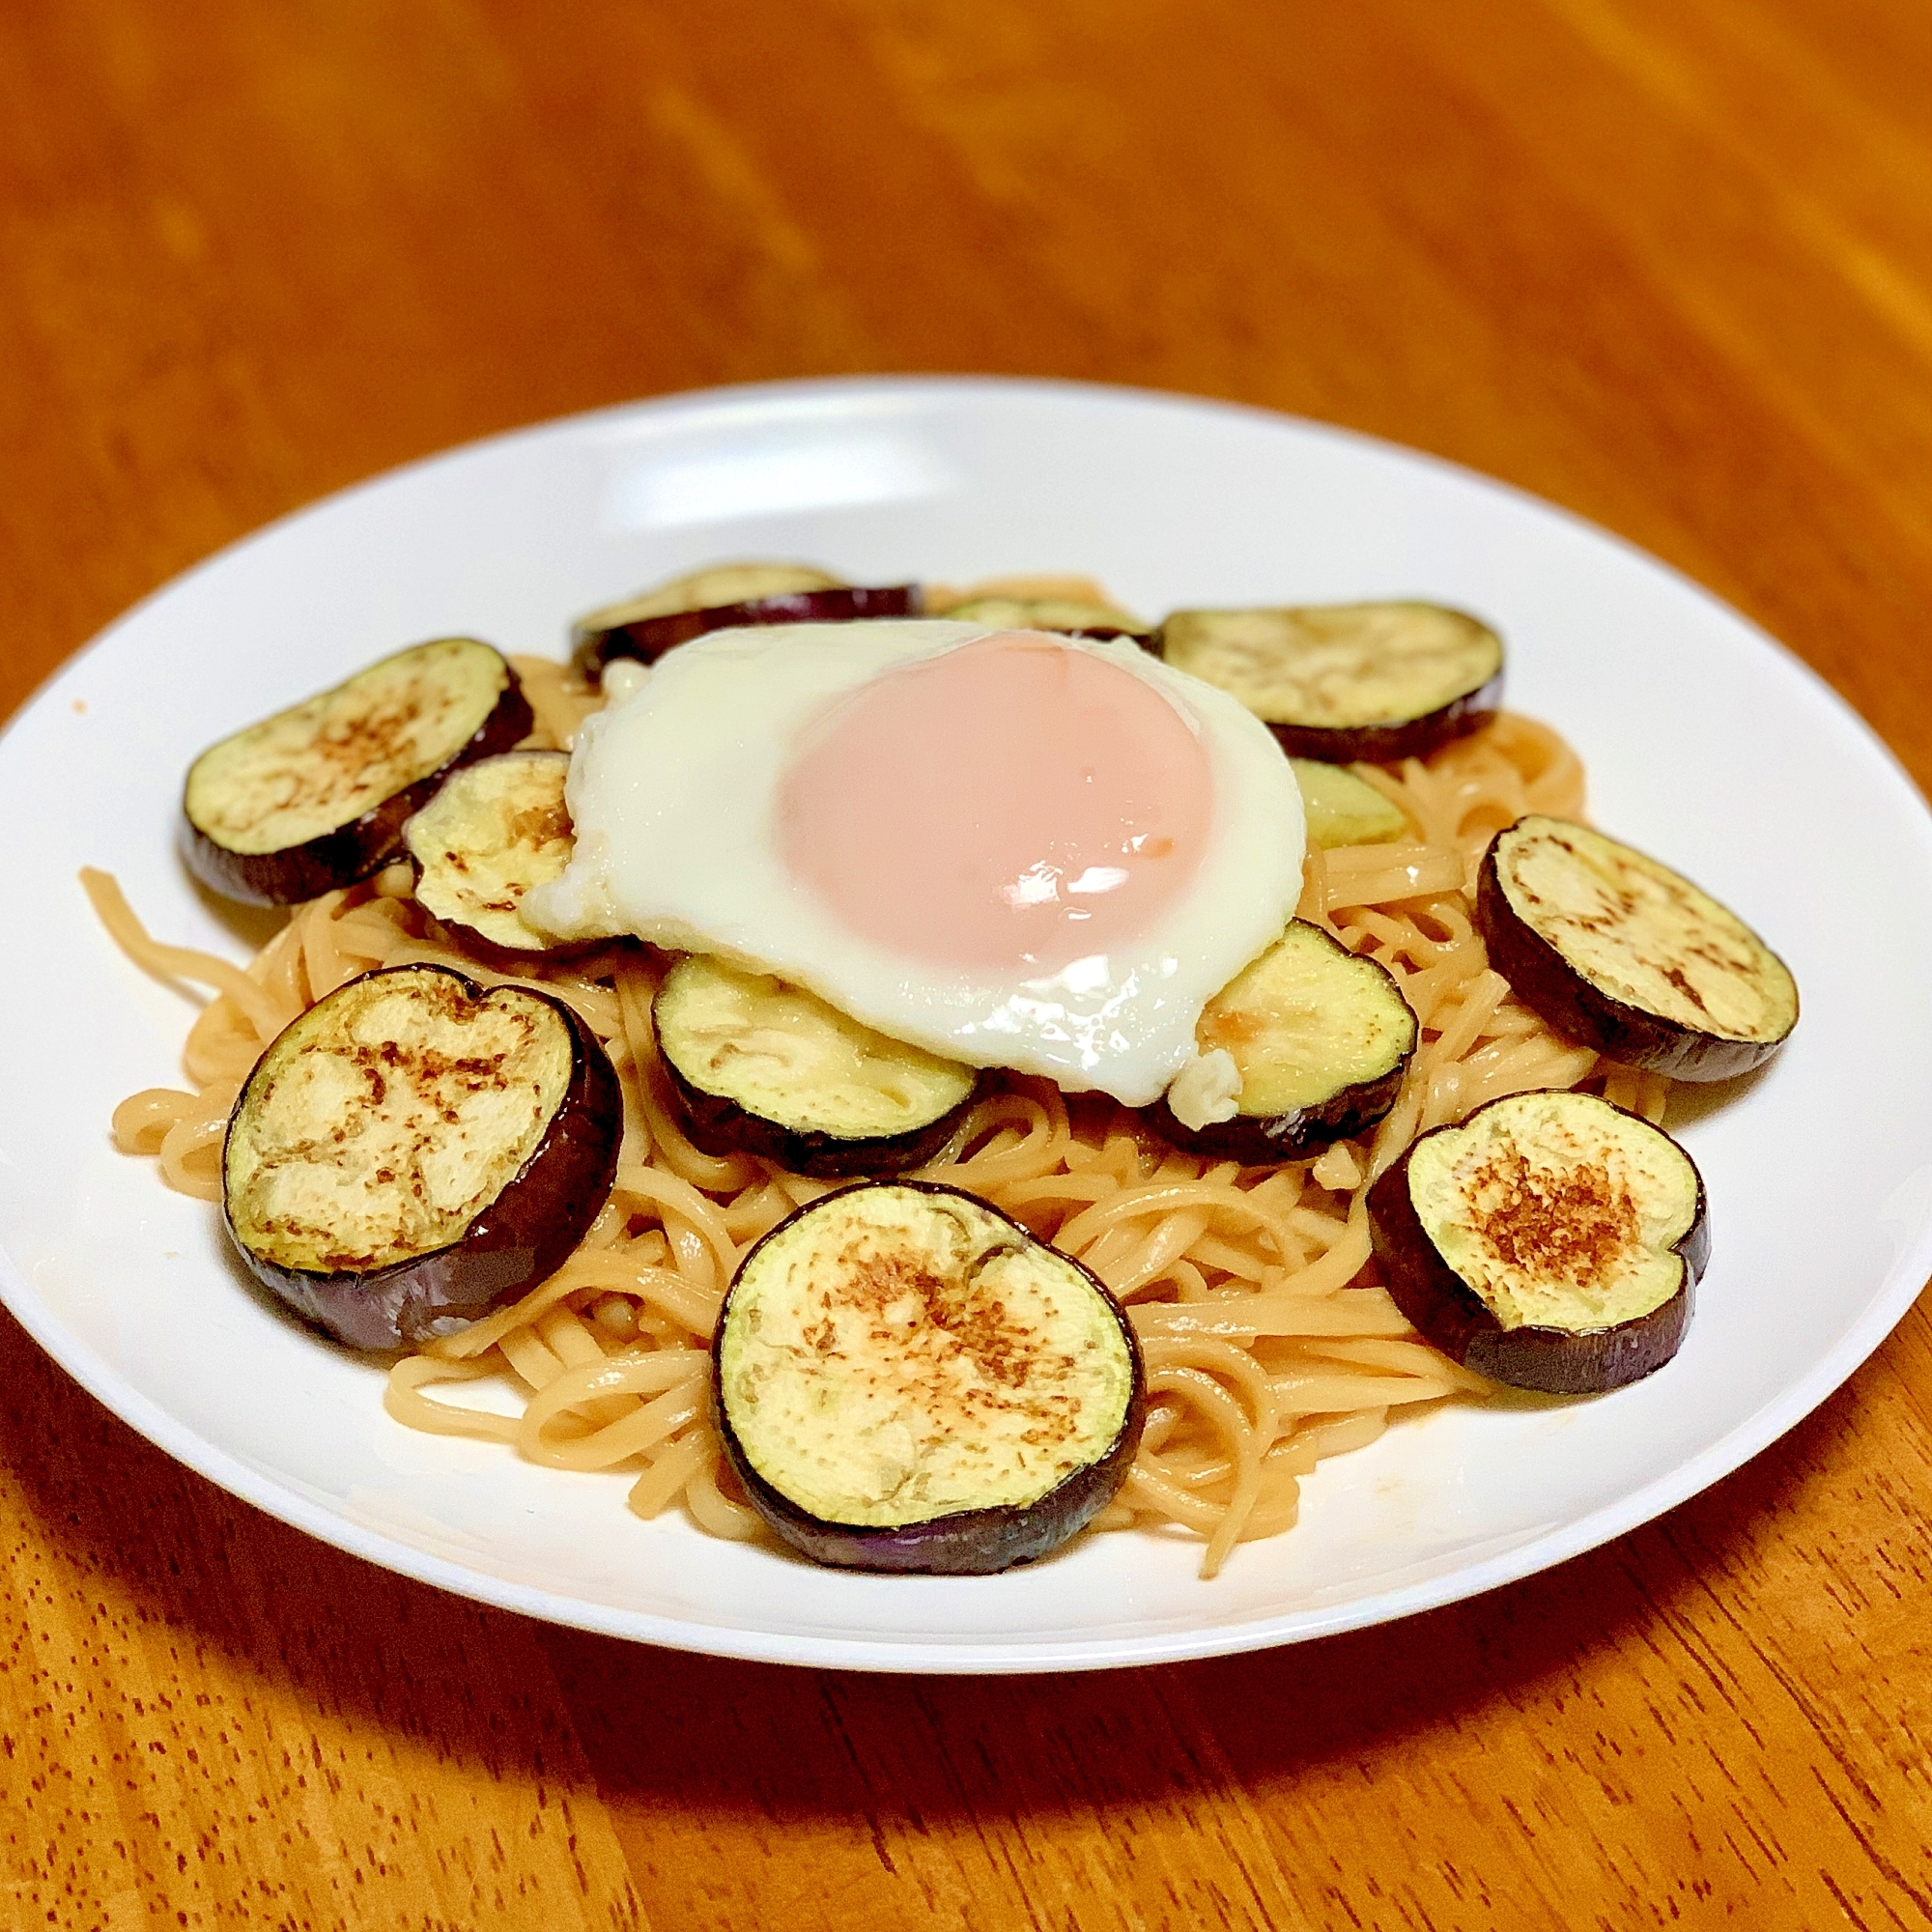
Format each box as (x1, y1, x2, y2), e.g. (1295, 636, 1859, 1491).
(3, 1, 1929, 1925)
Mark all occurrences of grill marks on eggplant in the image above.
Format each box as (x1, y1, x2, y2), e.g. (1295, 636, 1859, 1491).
(230, 979, 569, 1273)
(183, 639, 531, 904)
(1368, 1091, 1707, 1392)
(1159, 602, 1503, 762)
(403, 750, 578, 957)
(715, 1182, 1144, 1571)
(1154, 922, 1417, 1158)
(654, 955, 979, 1176)
(223, 965, 620, 1350)
(1477, 815, 1798, 1080)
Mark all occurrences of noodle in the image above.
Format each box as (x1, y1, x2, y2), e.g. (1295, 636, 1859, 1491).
(94, 699, 1657, 1579)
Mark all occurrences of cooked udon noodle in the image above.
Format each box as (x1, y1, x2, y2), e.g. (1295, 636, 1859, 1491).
(88, 651, 1666, 1578)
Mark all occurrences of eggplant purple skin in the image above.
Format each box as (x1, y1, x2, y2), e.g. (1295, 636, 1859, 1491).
(663, 1052, 982, 1179)
(1145, 1060, 1409, 1165)
(712, 1179, 1148, 1575)
(1473, 835, 1796, 1082)
(222, 965, 622, 1353)
(415, 903, 613, 976)
(181, 666, 534, 908)
(1144, 630, 1500, 763)
(573, 583, 923, 681)
(1364, 1111, 1711, 1395)
(1258, 671, 1502, 766)
(1040, 622, 1150, 643)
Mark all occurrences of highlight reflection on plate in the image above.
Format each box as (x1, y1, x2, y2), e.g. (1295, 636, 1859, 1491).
(5, 377, 1930, 1673)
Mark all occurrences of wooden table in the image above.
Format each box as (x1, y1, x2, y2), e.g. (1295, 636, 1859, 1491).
(4, 3, 1928, 1924)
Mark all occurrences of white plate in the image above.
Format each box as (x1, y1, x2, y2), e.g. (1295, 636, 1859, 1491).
(6, 377, 1930, 1673)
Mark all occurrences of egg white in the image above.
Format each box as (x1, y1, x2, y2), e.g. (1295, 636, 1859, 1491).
(526, 619, 1305, 1108)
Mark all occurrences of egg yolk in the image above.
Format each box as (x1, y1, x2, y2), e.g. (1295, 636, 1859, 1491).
(776, 631, 1214, 975)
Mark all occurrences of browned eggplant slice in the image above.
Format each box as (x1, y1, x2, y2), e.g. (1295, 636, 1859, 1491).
(1476, 815, 1799, 1081)
(403, 750, 580, 959)
(654, 954, 980, 1177)
(571, 560, 922, 680)
(1290, 757, 1409, 849)
(223, 964, 621, 1350)
(578, 561, 846, 638)
(928, 593, 1154, 643)
(1151, 921, 1418, 1161)
(1158, 602, 1504, 763)
(1367, 1089, 1708, 1393)
(714, 1180, 1145, 1574)
(183, 639, 532, 906)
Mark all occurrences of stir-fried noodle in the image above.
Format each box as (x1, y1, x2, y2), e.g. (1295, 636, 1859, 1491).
(92, 657, 1662, 1577)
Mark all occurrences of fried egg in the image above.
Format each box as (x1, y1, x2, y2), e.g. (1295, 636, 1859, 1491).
(526, 618, 1304, 1108)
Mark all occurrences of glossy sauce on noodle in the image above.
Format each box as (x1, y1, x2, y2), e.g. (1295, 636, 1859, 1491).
(91, 651, 1665, 1579)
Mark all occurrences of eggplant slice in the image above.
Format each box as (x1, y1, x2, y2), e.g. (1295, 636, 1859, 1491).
(183, 639, 532, 906)
(1153, 921, 1417, 1159)
(571, 561, 923, 680)
(1477, 815, 1799, 1081)
(714, 1180, 1145, 1574)
(654, 954, 980, 1177)
(1290, 757, 1409, 849)
(575, 561, 845, 640)
(224, 964, 621, 1350)
(928, 594, 1154, 643)
(1367, 1090, 1707, 1393)
(1158, 602, 1503, 763)
(403, 749, 579, 958)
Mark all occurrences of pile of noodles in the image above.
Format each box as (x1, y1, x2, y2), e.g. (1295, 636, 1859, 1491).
(87, 653, 1666, 1579)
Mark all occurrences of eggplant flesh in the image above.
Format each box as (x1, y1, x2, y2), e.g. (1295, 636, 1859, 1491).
(1477, 815, 1799, 1081)
(1290, 758, 1409, 849)
(1158, 602, 1503, 764)
(1153, 921, 1417, 1160)
(223, 964, 621, 1350)
(1367, 1090, 1708, 1393)
(929, 594, 1153, 643)
(403, 750, 579, 958)
(654, 954, 979, 1177)
(183, 639, 532, 906)
(714, 1181, 1145, 1574)
(572, 565, 923, 680)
